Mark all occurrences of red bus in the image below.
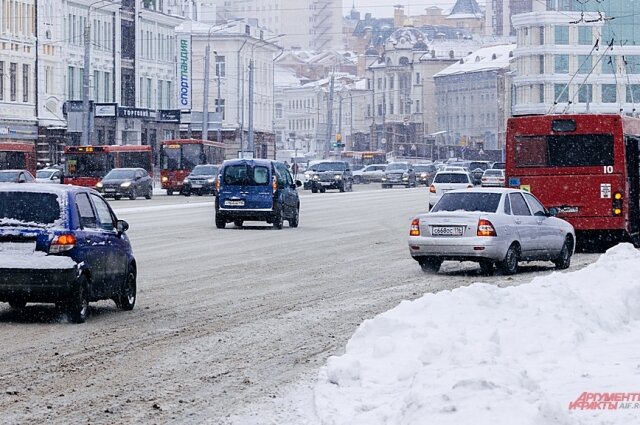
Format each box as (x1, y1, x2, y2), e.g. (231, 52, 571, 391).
(335, 150, 387, 168)
(160, 139, 225, 195)
(64, 145, 153, 187)
(505, 114, 640, 247)
(0, 141, 37, 175)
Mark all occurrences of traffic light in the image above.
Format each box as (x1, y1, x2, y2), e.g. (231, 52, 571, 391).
(333, 133, 345, 148)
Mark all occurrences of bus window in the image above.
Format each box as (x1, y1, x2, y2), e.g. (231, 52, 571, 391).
(547, 135, 613, 167)
(515, 136, 547, 167)
(162, 147, 181, 169)
(0, 151, 26, 169)
(66, 154, 108, 177)
(119, 151, 152, 171)
(182, 144, 203, 169)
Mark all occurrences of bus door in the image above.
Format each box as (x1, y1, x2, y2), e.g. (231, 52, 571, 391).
(625, 136, 640, 235)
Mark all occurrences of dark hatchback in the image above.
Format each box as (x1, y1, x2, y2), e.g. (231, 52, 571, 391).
(215, 159, 301, 229)
(0, 184, 136, 323)
(182, 164, 220, 196)
(95, 168, 153, 200)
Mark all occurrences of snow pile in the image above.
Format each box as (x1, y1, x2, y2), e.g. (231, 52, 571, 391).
(0, 251, 77, 269)
(313, 244, 640, 425)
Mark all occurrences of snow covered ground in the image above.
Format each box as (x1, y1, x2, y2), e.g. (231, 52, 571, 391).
(267, 244, 640, 424)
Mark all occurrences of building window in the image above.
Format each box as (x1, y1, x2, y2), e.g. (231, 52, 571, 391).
(93, 70, 100, 101)
(0, 62, 4, 101)
(377, 78, 382, 90)
(215, 55, 225, 77)
(604, 55, 616, 73)
(577, 55, 592, 74)
(215, 98, 225, 120)
(578, 84, 592, 103)
(415, 100, 420, 112)
(275, 103, 283, 119)
(625, 56, 640, 74)
(539, 84, 545, 103)
(555, 26, 569, 45)
(104, 72, 111, 102)
(539, 26, 544, 45)
(415, 72, 420, 84)
(554, 84, 568, 103)
(626, 84, 640, 103)
(9, 62, 17, 101)
(554, 55, 569, 73)
(602, 84, 616, 103)
(539, 55, 545, 74)
(578, 26, 591, 45)
(22, 64, 29, 102)
(388, 76, 394, 89)
(377, 103, 383, 116)
(146, 77, 152, 108)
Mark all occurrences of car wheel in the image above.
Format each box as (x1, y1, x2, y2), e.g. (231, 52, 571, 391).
(8, 300, 26, 309)
(553, 237, 573, 269)
(353, 176, 362, 184)
(67, 274, 89, 324)
(289, 206, 299, 228)
(197, 191, 203, 196)
(115, 269, 136, 311)
(129, 188, 137, 200)
(183, 190, 191, 197)
(479, 260, 494, 275)
(273, 208, 284, 229)
(419, 257, 442, 273)
(311, 187, 318, 193)
(339, 181, 345, 192)
(167, 190, 173, 196)
(381, 184, 389, 189)
(114, 194, 122, 200)
(145, 187, 152, 199)
(320, 188, 326, 193)
(234, 220, 243, 227)
(499, 243, 520, 275)
(215, 215, 226, 229)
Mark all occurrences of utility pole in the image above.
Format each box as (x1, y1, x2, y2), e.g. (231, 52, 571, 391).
(82, 22, 91, 145)
(248, 59, 254, 156)
(202, 43, 210, 141)
(216, 58, 222, 144)
(325, 74, 334, 159)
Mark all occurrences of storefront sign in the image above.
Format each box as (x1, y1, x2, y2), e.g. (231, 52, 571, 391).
(158, 110, 181, 122)
(177, 35, 192, 110)
(118, 107, 150, 118)
(95, 103, 117, 117)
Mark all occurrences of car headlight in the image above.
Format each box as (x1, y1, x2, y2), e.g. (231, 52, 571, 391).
(381, 177, 387, 181)
(95, 182, 103, 188)
(313, 175, 319, 180)
(183, 178, 190, 184)
(207, 178, 215, 183)
(421, 173, 427, 178)
(403, 172, 409, 178)
(161, 176, 168, 182)
(120, 181, 131, 188)
(334, 175, 342, 180)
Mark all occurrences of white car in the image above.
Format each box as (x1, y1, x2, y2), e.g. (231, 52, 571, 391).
(409, 187, 576, 275)
(481, 169, 505, 187)
(35, 168, 64, 184)
(352, 164, 387, 184)
(428, 171, 474, 209)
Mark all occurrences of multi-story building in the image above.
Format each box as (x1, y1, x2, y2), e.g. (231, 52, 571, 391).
(485, 0, 533, 37)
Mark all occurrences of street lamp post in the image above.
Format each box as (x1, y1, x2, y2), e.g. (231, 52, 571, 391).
(82, 0, 120, 146)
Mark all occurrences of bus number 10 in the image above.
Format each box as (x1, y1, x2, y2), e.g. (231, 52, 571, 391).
(603, 165, 614, 174)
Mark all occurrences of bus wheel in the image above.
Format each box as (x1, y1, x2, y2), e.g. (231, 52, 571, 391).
(167, 190, 173, 196)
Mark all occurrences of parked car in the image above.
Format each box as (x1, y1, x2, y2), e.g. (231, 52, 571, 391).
(352, 164, 387, 184)
(0, 169, 36, 183)
(413, 164, 438, 186)
(0, 184, 136, 323)
(309, 161, 353, 193)
(481, 169, 505, 187)
(381, 162, 417, 188)
(215, 159, 301, 229)
(36, 168, 64, 184)
(428, 171, 474, 209)
(95, 168, 153, 200)
(409, 187, 575, 275)
(182, 164, 220, 196)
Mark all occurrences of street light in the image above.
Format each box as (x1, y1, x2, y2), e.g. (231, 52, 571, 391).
(82, 0, 120, 146)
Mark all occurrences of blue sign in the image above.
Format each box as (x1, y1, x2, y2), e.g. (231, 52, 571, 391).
(508, 177, 520, 187)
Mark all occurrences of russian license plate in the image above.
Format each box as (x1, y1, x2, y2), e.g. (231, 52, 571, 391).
(191, 184, 202, 188)
(0, 242, 36, 253)
(320, 182, 331, 186)
(225, 199, 245, 207)
(104, 188, 116, 192)
(431, 226, 464, 236)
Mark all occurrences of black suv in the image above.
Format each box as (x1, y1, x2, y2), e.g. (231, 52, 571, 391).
(309, 161, 353, 193)
(182, 164, 220, 196)
(381, 162, 417, 188)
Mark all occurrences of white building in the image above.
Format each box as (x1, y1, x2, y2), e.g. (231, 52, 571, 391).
(511, 11, 640, 116)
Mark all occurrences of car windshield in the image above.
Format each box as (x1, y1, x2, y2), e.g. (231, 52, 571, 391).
(316, 162, 345, 172)
(432, 192, 502, 213)
(413, 165, 433, 172)
(104, 169, 136, 180)
(492, 162, 506, 169)
(36, 170, 55, 178)
(434, 173, 470, 183)
(192, 165, 218, 176)
(223, 164, 270, 186)
(0, 172, 19, 182)
(0, 192, 61, 224)
(469, 162, 490, 170)
(386, 163, 408, 171)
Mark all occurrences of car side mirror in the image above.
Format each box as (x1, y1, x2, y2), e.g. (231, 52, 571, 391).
(116, 219, 129, 234)
(295, 180, 302, 187)
(548, 207, 558, 217)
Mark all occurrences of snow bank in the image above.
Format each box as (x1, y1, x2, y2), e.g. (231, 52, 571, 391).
(313, 244, 640, 425)
(0, 251, 77, 269)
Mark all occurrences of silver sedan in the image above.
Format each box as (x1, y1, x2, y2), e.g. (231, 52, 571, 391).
(408, 188, 575, 275)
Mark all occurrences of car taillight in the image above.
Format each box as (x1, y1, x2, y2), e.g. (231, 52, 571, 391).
(410, 218, 420, 236)
(272, 176, 278, 193)
(215, 177, 220, 192)
(50, 234, 77, 253)
(477, 219, 497, 237)
(612, 191, 623, 216)
(467, 184, 473, 188)
(429, 185, 436, 193)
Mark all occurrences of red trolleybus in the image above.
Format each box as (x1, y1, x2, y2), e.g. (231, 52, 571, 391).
(160, 139, 225, 195)
(64, 145, 153, 187)
(0, 141, 37, 175)
(505, 114, 640, 247)
(337, 150, 387, 168)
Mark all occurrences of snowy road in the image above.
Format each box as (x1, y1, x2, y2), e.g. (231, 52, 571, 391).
(0, 186, 600, 424)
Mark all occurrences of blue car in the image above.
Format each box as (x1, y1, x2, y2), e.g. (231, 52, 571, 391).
(0, 184, 137, 323)
(215, 159, 301, 229)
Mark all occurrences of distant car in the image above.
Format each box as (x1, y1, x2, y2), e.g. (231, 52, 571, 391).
(36, 168, 64, 184)
(428, 171, 474, 209)
(481, 169, 505, 187)
(303, 161, 321, 190)
(95, 168, 153, 200)
(215, 159, 301, 229)
(0, 169, 36, 183)
(182, 164, 220, 196)
(492, 162, 506, 170)
(0, 184, 136, 323)
(352, 164, 387, 184)
(413, 164, 438, 186)
(309, 161, 353, 193)
(381, 162, 417, 188)
(409, 187, 575, 275)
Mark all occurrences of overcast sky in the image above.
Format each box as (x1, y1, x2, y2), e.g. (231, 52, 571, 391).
(344, 0, 486, 19)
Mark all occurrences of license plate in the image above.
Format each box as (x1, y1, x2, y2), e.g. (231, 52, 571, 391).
(191, 184, 202, 188)
(431, 226, 464, 236)
(0, 242, 36, 253)
(320, 182, 331, 186)
(104, 188, 116, 192)
(225, 200, 245, 207)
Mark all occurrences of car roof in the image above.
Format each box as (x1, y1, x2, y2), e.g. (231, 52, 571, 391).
(222, 158, 274, 167)
(435, 170, 469, 175)
(447, 187, 526, 194)
(0, 182, 93, 195)
(0, 169, 30, 173)
(108, 167, 143, 171)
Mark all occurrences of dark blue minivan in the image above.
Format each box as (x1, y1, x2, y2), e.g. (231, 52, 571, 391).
(215, 159, 301, 229)
(0, 184, 136, 323)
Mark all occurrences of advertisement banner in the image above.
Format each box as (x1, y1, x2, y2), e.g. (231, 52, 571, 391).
(177, 35, 192, 110)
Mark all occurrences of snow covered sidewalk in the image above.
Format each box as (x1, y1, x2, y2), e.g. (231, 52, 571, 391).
(313, 244, 640, 425)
